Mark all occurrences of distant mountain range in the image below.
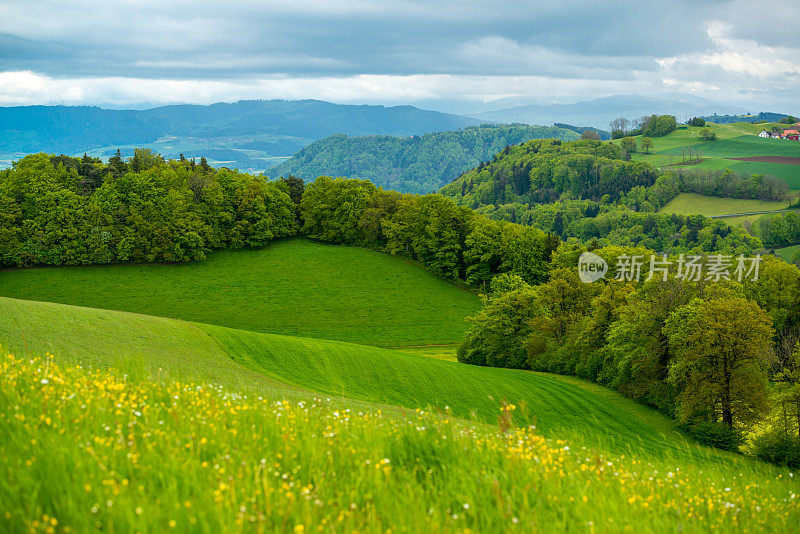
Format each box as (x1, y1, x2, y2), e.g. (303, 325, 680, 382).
(266, 124, 580, 194)
(0, 100, 482, 170)
(472, 94, 750, 129)
(0, 95, 791, 172)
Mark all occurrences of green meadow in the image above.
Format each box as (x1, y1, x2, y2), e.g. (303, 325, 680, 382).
(2, 241, 799, 532)
(5, 352, 798, 533)
(0, 295, 717, 461)
(659, 192, 790, 218)
(0, 239, 481, 347)
(619, 123, 800, 189)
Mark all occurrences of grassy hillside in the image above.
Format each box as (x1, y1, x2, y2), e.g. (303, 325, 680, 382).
(265, 124, 580, 194)
(5, 353, 798, 533)
(618, 123, 800, 189)
(0, 239, 481, 347)
(0, 295, 735, 462)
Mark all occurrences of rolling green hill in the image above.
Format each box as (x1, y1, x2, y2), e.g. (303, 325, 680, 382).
(619, 123, 800, 189)
(0, 239, 481, 347)
(265, 124, 580, 194)
(0, 295, 739, 462)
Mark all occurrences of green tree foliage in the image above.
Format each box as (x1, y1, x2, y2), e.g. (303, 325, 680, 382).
(458, 238, 800, 461)
(700, 128, 718, 141)
(299, 177, 550, 286)
(457, 284, 540, 368)
(620, 137, 637, 154)
(641, 115, 678, 137)
(268, 125, 580, 194)
(687, 117, 706, 127)
(664, 297, 774, 428)
(440, 139, 659, 207)
(0, 153, 297, 266)
(640, 137, 654, 154)
(757, 211, 800, 247)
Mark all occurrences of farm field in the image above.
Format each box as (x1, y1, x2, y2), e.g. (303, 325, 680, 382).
(658, 192, 790, 218)
(621, 123, 800, 189)
(774, 244, 800, 262)
(4, 352, 798, 533)
(0, 239, 481, 347)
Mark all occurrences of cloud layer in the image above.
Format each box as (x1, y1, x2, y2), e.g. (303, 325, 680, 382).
(0, 0, 798, 110)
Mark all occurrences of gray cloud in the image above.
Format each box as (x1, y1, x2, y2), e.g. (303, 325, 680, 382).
(0, 0, 797, 110)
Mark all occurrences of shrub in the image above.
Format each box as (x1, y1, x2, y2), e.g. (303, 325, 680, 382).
(679, 421, 743, 452)
(750, 430, 800, 468)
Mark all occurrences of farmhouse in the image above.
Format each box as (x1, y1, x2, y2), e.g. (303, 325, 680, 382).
(782, 129, 800, 141)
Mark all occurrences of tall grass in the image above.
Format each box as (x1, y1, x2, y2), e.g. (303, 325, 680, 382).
(2, 353, 798, 533)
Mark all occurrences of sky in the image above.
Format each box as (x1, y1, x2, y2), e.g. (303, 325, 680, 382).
(0, 0, 798, 111)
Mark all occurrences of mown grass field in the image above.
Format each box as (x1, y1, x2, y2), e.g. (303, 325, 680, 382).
(0, 238, 481, 347)
(618, 123, 800, 189)
(3, 353, 798, 533)
(659, 192, 790, 218)
(773, 243, 800, 262)
(0, 295, 716, 461)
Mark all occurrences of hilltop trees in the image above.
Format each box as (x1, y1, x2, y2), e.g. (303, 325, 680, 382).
(700, 128, 718, 141)
(0, 153, 297, 266)
(642, 115, 678, 137)
(268, 124, 580, 195)
(440, 138, 658, 207)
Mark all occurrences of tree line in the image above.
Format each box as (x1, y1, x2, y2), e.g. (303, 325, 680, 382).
(0, 151, 297, 266)
(0, 152, 556, 289)
(458, 244, 800, 466)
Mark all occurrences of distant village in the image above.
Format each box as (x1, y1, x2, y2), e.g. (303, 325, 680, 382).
(759, 124, 800, 141)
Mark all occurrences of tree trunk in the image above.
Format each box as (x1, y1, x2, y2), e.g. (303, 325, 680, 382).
(721, 354, 733, 428)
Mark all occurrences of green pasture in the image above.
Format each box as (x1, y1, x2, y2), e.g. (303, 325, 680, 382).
(0, 239, 481, 347)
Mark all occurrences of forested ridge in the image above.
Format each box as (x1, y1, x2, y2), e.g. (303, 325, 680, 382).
(267, 124, 580, 194)
(440, 138, 660, 206)
(440, 139, 772, 254)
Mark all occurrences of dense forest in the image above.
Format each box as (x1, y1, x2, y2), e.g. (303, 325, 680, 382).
(0, 152, 555, 288)
(458, 245, 800, 466)
(266, 124, 580, 194)
(0, 146, 765, 271)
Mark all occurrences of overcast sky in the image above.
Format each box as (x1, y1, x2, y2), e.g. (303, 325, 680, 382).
(0, 0, 798, 110)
